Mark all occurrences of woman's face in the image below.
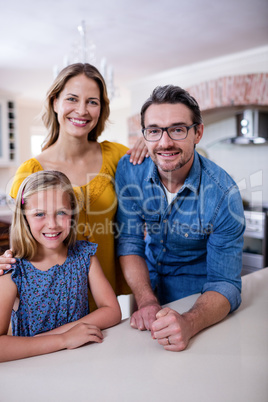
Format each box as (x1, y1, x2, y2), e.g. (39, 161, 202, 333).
(53, 74, 101, 141)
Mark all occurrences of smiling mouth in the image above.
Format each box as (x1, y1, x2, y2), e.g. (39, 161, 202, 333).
(69, 118, 89, 126)
(43, 232, 61, 238)
(157, 151, 180, 157)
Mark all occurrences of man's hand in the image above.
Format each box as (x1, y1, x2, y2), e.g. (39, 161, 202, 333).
(130, 303, 161, 332)
(0, 250, 16, 275)
(151, 292, 231, 351)
(151, 308, 192, 351)
(119, 255, 161, 331)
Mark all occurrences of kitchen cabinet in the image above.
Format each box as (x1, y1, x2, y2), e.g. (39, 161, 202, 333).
(0, 221, 10, 253)
(0, 98, 17, 166)
(0, 205, 13, 253)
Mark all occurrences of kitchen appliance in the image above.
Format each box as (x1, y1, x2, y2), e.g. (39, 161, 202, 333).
(242, 208, 268, 275)
(221, 109, 268, 145)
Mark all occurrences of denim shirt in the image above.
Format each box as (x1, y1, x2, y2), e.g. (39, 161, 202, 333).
(115, 151, 245, 311)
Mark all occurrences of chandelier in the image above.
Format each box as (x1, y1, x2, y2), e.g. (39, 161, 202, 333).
(53, 20, 116, 101)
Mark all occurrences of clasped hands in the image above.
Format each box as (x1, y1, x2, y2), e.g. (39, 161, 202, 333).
(130, 303, 192, 351)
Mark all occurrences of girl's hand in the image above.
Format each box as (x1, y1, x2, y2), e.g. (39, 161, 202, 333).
(0, 250, 16, 275)
(62, 322, 103, 350)
(127, 136, 149, 165)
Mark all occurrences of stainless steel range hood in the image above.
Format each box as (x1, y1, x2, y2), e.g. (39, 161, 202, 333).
(221, 109, 268, 145)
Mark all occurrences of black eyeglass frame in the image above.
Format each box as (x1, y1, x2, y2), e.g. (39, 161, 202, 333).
(142, 123, 198, 142)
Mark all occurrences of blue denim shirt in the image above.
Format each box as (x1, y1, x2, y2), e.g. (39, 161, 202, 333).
(115, 151, 245, 311)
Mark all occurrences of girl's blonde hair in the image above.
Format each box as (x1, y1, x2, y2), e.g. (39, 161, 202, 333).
(42, 63, 110, 150)
(10, 171, 79, 260)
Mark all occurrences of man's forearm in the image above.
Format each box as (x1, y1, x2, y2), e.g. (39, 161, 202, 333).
(119, 255, 159, 308)
(182, 291, 231, 339)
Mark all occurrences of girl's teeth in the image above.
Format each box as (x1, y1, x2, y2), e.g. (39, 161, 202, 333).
(45, 233, 60, 238)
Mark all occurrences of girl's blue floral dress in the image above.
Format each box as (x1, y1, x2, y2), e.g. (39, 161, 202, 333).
(7, 241, 97, 336)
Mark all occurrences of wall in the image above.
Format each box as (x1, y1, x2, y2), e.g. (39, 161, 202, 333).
(1, 45, 267, 201)
(199, 117, 268, 203)
(98, 106, 129, 146)
(16, 98, 44, 162)
(0, 97, 43, 195)
(128, 46, 268, 203)
(129, 46, 268, 114)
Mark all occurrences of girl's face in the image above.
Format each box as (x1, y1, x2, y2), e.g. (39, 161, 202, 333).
(53, 74, 101, 140)
(25, 188, 73, 254)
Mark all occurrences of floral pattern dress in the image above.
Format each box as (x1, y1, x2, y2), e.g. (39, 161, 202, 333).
(7, 241, 97, 336)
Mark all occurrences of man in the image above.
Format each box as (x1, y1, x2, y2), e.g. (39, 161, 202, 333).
(115, 85, 245, 351)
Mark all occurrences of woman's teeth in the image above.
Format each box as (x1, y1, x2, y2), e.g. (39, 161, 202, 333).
(70, 118, 88, 125)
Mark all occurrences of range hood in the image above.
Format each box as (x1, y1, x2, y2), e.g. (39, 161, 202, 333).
(221, 109, 268, 145)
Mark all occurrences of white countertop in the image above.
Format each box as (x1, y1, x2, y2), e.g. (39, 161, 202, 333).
(1, 268, 267, 402)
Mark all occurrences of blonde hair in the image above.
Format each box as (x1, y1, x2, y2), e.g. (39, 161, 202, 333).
(42, 63, 110, 150)
(10, 171, 79, 260)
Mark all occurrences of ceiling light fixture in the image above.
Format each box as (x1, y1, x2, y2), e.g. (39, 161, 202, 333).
(53, 20, 116, 101)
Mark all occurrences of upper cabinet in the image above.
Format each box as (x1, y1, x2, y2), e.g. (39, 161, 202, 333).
(0, 98, 17, 166)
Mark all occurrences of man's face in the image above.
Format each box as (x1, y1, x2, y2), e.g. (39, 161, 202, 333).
(143, 103, 203, 174)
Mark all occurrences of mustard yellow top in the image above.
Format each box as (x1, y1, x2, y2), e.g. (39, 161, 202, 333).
(10, 141, 130, 310)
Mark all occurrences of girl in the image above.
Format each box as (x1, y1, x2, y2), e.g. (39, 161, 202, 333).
(0, 171, 121, 362)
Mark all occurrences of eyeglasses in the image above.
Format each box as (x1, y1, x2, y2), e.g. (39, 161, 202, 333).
(142, 123, 198, 142)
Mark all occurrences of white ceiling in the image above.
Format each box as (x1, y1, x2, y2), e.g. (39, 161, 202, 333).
(0, 0, 267, 102)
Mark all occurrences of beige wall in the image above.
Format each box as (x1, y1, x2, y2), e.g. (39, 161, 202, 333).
(16, 99, 44, 163)
(0, 98, 43, 194)
(128, 46, 268, 203)
(1, 46, 267, 202)
(98, 106, 129, 146)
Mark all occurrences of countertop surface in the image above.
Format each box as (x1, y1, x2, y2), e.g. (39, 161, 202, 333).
(0, 268, 267, 402)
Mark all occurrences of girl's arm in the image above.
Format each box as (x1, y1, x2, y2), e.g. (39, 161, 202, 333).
(0, 274, 103, 362)
(40, 256, 122, 336)
(85, 255, 122, 328)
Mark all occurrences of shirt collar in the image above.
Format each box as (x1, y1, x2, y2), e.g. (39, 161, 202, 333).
(145, 150, 201, 195)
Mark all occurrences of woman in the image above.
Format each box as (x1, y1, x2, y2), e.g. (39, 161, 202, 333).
(0, 63, 147, 309)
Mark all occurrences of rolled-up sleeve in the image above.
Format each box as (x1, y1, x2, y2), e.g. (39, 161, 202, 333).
(202, 281, 241, 313)
(203, 185, 245, 312)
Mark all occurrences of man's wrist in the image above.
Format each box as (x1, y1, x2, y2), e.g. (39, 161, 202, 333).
(137, 294, 160, 310)
(181, 311, 196, 339)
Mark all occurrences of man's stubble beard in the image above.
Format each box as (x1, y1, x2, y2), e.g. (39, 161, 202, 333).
(152, 147, 194, 173)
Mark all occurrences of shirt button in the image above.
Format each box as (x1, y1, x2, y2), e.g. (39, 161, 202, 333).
(163, 248, 166, 252)
(185, 233, 189, 238)
(160, 240, 163, 243)
(163, 219, 167, 223)
(158, 262, 161, 266)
